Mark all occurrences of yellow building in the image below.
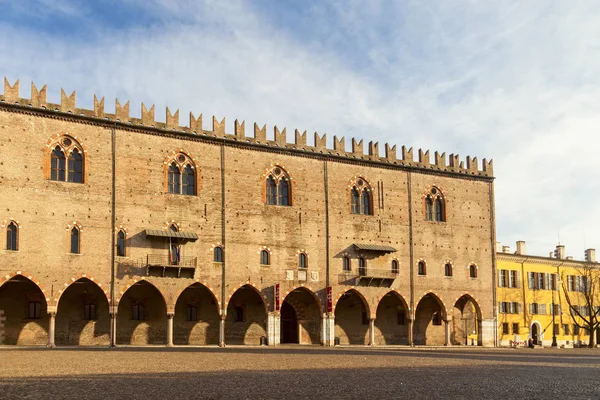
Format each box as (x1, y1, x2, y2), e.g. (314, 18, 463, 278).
(497, 241, 600, 347)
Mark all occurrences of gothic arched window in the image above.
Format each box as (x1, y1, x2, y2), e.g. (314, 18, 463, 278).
(260, 250, 270, 265)
(6, 222, 18, 251)
(214, 246, 224, 263)
(391, 260, 399, 274)
(445, 263, 453, 277)
(418, 261, 427, 275)
(70, 227, 80, 254)
(299, 253, 308, 269)
(265, 166, 291, 206)
(349, 177, 373, 215)
(343, 256, 351, 272)
(166, 153, 197, 195)
(424, 186, 446, 222)
(116, 230, 126, 257)
(470, 264, 478, 278)
(49, 136, 84, 183)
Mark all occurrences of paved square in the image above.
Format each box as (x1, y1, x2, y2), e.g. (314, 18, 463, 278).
(0, 347, 599, 399)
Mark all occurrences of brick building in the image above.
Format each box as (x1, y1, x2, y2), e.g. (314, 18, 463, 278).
(0, 78, 497, 347)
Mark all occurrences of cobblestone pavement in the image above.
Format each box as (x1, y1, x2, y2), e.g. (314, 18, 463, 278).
(0, 346, 599, 399)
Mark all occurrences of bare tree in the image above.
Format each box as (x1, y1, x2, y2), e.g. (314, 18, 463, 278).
(561, 264, 600, 348)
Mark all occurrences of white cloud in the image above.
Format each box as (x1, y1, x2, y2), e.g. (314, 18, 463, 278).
(2, 0, 600, 258)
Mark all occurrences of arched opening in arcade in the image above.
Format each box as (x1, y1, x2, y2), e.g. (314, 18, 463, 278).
(225, 285, 267, 345)
(117, 281, 167, 345)
(414, 293, 446, 346)
(280, 287, 322, 344)
(173, 282, 220, 345)
(0, 275, 48, 345)
(334, 289, 370, 345)
(451, 295, 482, 346)
(374, 291, 410, 345)
(55, 278, 110, 346)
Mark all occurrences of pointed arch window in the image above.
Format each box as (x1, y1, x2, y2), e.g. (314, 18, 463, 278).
(260, 250, 270, 265)
(116, 230, 126, 257)
(343, 256, 351, 272)
(391, 260, 399, 274)
(49, 136, 84, 183)
(70, 227, 80, 254)
(166, 153, 197, 196)
(445, 263, 453, 277)
(265, 166, 291, 206)
(425, 187, 446, 222)
(67, 149, 83, 183)
(470, 264, 478, 278)
(214, 246, 224, 263)
(298, 253, 308, 269)
(6, 222, 18, 251)
(51, 146, 66, 181)
(349, 178, 373, 215)
(418, 261, 427, 276)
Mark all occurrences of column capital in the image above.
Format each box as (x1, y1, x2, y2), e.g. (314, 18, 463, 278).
(167, 312, 174, 318)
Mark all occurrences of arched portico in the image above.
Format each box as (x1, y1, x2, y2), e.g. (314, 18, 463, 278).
(374, 291, 410, 345)
(334, 289, 371, 345)
(414, 293, 447, 346)
(225, 284, 267, 345)
(280, 287, 322, 344)
(451, 294, 482, 346)
(117, 280, 167, 345)
(55, 278, 110, 345)
(0, 274, 48, 345)
(173, 282, 220, 345)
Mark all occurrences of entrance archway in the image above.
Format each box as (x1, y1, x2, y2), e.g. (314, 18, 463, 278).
(280, 287, 321, 344)
(451, 295, 482, 346)
(334, 289, 370, 345)
(173, 282, 220, 345)
(414, 293, 446, 345)
(225, 285, 267, 345)
(117, 281, 167, 345)
(0, 275, 48, 345)
(531, 322, 540, 345)
(56, 278, 110, 345)
(375, 292, 409, 345)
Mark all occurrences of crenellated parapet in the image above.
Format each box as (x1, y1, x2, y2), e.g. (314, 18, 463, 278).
(0, 78, 493, 177)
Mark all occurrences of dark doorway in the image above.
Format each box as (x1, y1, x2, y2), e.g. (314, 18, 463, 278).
(281, 301, 298, 343)
(531, 323, 539, 345)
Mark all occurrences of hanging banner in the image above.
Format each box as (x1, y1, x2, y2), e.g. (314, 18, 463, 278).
(275, 283, 280, 311)
(326, 286, 333, 312)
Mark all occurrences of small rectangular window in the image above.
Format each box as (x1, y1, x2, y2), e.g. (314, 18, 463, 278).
(554, 324, 559, 335)
(512, 323, 519, 334)
(563, 324, 570, 335)
(502, 323, 509, 334)
(234, 306, 245, 322)
(397, 311, 406, 325)
(574, 325, 580, 335)
(132, 304, 145, 321)
(84, 304, 96, 320)
(185, 305, 198, 322)
(28, 302, 41, 319)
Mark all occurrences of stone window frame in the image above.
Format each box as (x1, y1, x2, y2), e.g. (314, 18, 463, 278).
(444, 261, 453, 277)
(163, 150, 200, 196)
(391, 259, 400, 275)
(297, 249, 309, 269)
(44, 133, 88, 184)
(417, 259, 427, 276)
(66, 221, 84, 255)
(262, 164, 294, 206)
(423, 185, 447, 222)
(259, 246, 272, 266)
(348, 175, 374, 216)
(5, 220, 19, 251)
(469, 263, 478, 278)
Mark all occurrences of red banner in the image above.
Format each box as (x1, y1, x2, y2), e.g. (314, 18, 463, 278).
(275, 284, 280, 312)
(326, 286, 333, 312)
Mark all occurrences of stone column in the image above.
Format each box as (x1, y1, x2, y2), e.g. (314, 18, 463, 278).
(369, 317, 376, 346)
(267, 312, 280, 346)
(47, 312, 56, 348)
(444, 319, 451, 346)
(408, 318, 414, 346)
(219, 313, 226, 347)
(321, 313, 335, 346)
(110, 311, 117, 347)
(167, 313, 174, 347)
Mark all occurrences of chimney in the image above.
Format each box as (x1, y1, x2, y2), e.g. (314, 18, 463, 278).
(585, 248, 596, 262)
(555, 245, 565, 259)
(495, 242, 502, 252)
(549, 252, 553, 258)
(566, 256, 573, 260)
(515, 241, 526, 255)
(502, 246, 511, 253)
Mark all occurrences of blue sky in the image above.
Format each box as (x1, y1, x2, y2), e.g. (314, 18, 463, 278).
(2, 0, 600, 258)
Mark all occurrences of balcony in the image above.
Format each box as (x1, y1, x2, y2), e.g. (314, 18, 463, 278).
(338, 268, 398, 287)
(146, 254, 197, 278)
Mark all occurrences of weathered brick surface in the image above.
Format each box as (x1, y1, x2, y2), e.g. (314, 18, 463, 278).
(0, 99, 495, 346)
